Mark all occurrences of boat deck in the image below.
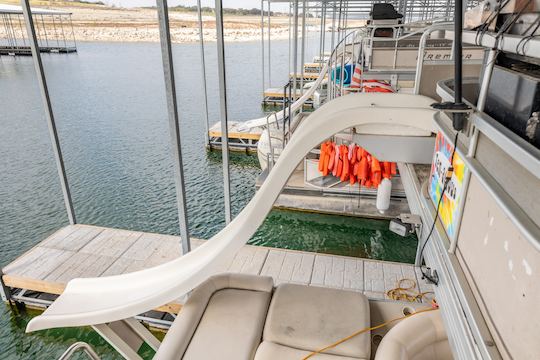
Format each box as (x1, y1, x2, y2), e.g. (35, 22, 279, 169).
(2, 224, 432, 315)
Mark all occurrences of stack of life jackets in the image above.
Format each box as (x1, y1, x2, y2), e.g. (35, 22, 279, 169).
(317, 142, 397, 188)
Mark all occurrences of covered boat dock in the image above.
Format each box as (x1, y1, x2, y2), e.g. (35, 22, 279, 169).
(0, 4, 76, 55)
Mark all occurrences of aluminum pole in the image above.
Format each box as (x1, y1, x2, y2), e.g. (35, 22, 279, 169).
(288, 2, 292, 77)
(20, 0, 76, 225)
(156, 0, 191, 252)
(196, 0, 210, 147)
(261, 0, 265, 96)
(291, 0, 299, 126)
(215, 0, 232, 224)
(267, 0, 271, 87)
(300, 0, 307, 94)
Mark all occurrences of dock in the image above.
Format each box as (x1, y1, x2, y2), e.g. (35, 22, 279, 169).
(289, 72, 323, 82)
(2, 224, 431, 327)
(263, 87, 314, 107)
(0, 4, 78, 56)
(207, 121, 263, 153)
(257, 168, 410, 219)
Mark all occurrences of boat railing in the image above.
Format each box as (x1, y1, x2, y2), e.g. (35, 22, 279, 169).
(265, 112, 281, 169)
(413, 22, 455, 94)
(58, 342, 100, 360)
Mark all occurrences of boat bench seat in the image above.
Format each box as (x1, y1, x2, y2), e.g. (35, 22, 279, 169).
(255, 283, 370, 360)
(154, 273, 273, 360)
(154, 274, 371, 360)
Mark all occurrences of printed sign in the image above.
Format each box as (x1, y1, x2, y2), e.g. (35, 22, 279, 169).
(429, 132, 467, 239)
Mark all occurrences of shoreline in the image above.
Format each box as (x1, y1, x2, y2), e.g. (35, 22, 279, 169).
(0, 2, 363, 43)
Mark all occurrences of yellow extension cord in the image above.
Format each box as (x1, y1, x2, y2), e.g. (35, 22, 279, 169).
(301, 279, 437, 360)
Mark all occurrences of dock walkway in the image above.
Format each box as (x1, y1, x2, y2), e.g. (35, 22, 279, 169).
(2, 224, 431, 315)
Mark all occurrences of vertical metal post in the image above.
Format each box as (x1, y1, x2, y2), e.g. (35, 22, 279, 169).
(330, 1, 337, 99)
(20, 0, 76, 225)
(261, 0, 265, 96)
(215, 0, 232, 224)
(41, 15, 49, 48)
(319, 2, 325, 62)
(17, 14, 26, 47)
(452, 0, 465, 131)
(59, 15, 68, 49)
(300, 0, 307, 94)
(288, 2, 292, 77)
(197, 0, 210, 146)
(291, 0, 299, 126)
(70, 17, 77, 48)
(51, 14, 59, 48)
(8, 14, 18, 48)
(267, 0, 271, 87)
(156, 0, 191, 252)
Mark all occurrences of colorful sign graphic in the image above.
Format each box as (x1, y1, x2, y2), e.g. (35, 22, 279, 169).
(429, 132, 467, 239)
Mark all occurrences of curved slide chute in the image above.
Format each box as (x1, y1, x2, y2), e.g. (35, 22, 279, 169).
(27, 93, 437, 333)
(238, 62, 329, 131)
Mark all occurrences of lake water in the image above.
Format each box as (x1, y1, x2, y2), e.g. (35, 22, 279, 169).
(0, 40, 416, 358)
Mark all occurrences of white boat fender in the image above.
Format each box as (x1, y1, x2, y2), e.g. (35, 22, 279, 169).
(376, 178, 392, 214)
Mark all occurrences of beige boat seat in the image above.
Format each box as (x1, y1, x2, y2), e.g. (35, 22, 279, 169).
(255, 283, 371, 360)
(374, 309, 453, 360)
(154, 273, 274, 360)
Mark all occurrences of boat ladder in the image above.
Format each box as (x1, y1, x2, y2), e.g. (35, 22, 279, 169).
(58, 342, 100, 360)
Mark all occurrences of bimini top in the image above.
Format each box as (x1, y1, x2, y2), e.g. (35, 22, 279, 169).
(0, 4, 72, 15)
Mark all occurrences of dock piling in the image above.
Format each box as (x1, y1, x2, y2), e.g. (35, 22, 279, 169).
(20, 0, 76, 225)
(215, 0, 232, 224)
(156, 0, 192, 253)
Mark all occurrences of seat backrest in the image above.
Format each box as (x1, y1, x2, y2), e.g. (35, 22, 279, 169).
(154, 273, 274, 360)
(374, 310, 453, 360)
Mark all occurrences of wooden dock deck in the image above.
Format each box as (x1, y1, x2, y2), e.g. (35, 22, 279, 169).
(2, 224, 432, 315)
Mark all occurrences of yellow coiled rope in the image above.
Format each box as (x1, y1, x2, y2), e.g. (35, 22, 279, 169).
(386, 278, 434, 303)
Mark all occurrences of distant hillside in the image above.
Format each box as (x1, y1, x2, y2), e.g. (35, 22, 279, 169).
(169, 5, 285, 17)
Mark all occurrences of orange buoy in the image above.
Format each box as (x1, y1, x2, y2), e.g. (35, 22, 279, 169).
(391, 162, 397, 175)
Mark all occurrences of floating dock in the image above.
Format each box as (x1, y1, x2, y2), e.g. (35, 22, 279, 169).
(0, 46, 77, 56)
(0, 4, 77, 56)
(262, 87, 314, 107)
(2, 224, 431, 328)
(289, 72, 322, 82)
(207, 121, 263, 153)
(256, 166, 412, 219)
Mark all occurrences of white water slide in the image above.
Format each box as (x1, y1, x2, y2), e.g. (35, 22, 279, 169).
(27, 94, 437, 333)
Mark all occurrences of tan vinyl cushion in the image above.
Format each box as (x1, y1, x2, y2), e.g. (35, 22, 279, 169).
(255, 341, 361, 360)
(154, 273, 273, 360)
(263, 284, 370, 359)
(374, 310, 453, 360)
(182, 289, 272, 360)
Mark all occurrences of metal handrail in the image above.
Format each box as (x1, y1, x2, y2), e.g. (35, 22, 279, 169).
(413, 22, 454, 94)
(58, 342, 100, 360)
